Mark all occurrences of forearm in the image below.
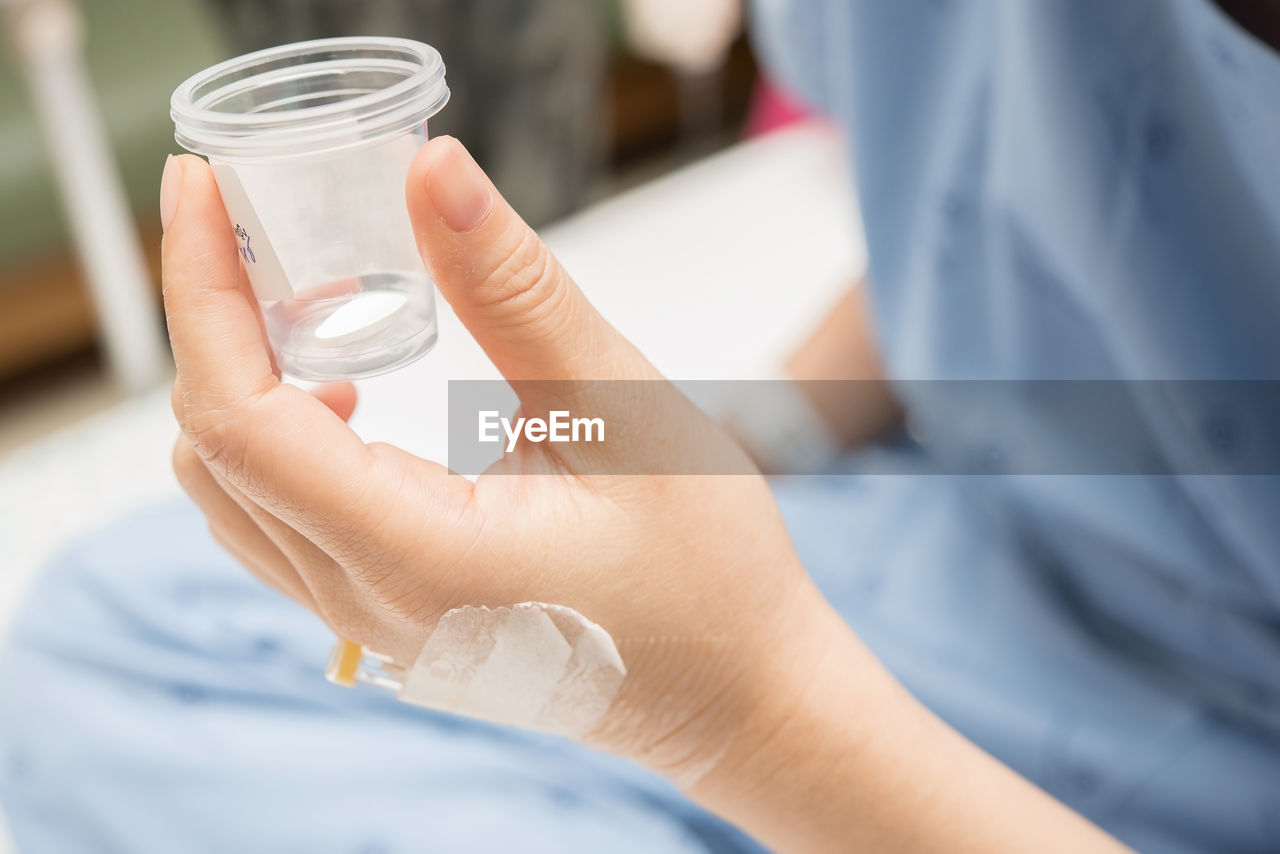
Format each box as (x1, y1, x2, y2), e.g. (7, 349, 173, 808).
(686, 591, 1132, 853)
(784, 283, 902, 449)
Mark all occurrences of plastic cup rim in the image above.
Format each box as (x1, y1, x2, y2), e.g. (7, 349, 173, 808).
(171, 36, 448, 160)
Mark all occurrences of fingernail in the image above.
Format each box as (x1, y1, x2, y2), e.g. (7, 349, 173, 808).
(426, 140, 493, 233)
(160, 154, 181, 233)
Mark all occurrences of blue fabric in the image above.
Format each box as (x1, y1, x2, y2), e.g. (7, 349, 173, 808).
(782, 461, 1280, 853)
(0, 502, 765, 854)
(747, 0, 1280, 850)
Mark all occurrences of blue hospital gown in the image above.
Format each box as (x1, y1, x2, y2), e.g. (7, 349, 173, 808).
(750, 0, 1280, 849)
(3, 1, 1280, 852)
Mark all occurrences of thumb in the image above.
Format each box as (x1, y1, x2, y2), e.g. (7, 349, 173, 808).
(406, 138, 734, 477)
(407, 137, 649, 384)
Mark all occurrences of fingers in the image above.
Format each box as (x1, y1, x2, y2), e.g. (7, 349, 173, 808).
(406, 137, 649, 385)
(160, 154, 277, 424)
(160, 155, 485, 653)
(174, 436, 422, 656)
(160, 155, 381, 548)
(172, 437, 316, 609)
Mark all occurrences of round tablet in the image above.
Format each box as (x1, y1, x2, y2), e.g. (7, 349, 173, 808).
(314, 291, 409, 347)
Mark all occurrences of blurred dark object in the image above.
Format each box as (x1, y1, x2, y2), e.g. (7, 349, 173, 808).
(1211, 0, 1280, 51)
(606, 35, 756, 168)
(205, 0, 607, 227)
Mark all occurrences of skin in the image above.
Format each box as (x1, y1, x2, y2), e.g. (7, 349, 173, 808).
(162, 137, 1131, 852)
(783, 284, 903, 446)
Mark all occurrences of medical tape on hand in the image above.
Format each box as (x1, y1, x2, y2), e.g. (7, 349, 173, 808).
(330, 603, 626, 738)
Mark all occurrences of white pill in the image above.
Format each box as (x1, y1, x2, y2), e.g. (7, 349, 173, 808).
(314, 291, 409, 346)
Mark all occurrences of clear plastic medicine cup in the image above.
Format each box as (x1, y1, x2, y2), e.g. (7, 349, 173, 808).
(171, 37, 450, 381)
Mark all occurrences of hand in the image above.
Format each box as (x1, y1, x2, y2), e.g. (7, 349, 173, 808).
(161, 138, 843, 782)
(162, 140, 1133, 854)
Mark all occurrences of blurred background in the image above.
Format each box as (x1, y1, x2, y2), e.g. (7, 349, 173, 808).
(0, 0, 806, 454)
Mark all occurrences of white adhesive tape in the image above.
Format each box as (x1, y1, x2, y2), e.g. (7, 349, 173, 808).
(397, 602, 627, 738)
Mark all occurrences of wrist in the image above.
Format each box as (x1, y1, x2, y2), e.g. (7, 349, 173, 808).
(585, 574, 855, 784)
(686, 590, 901, 794)
(603, 578, 900, 787)
(725, 371, 845, 475)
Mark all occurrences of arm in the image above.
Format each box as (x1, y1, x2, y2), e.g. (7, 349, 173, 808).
(726, 285, 903, 473)
(686, 599, 1130, 853)
(714, 291, 1126, 851)
(783, 283, 902, 448)
(161, 140, 1130, 853)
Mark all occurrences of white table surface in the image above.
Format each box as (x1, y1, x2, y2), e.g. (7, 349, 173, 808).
(0, 121, 863, 852)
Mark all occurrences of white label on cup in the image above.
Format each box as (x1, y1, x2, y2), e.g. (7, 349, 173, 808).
(211, 163, 294, 301)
